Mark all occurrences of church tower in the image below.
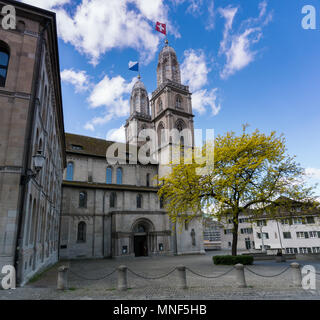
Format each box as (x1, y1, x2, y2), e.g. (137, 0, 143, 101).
(125, 76, 152, 146)
(150, 40, 195, 177)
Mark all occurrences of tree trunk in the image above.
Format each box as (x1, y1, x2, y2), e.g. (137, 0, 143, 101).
(232, 219, 239, 256)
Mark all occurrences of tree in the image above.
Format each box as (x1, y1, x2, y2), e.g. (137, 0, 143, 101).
(158, 126, 318, 256)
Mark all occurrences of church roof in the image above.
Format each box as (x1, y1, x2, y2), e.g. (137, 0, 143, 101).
(159, 44, 177, 57)
(132, 79, 147, 91)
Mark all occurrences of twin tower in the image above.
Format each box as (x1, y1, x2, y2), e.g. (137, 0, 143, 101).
(125, 40, 195, 174)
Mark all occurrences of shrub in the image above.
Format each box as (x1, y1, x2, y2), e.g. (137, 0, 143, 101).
(213, 255, 253, 265)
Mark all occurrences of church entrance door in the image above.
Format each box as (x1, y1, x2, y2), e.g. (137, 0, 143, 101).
(134, 235, 148, 257)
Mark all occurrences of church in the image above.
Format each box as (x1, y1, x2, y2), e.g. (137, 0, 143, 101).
(59, 40, 205, 259)
(0, 0, 204, 286)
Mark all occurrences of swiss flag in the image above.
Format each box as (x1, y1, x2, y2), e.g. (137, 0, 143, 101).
(155, 21, 166, 35)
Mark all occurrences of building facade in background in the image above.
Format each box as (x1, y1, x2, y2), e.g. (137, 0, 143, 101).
(60, 40, 205, 259)
(220, 199, 320, 254)
(0, 0, 66, 285)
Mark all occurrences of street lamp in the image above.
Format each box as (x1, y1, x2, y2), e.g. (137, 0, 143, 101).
(21, 151, 45, 185)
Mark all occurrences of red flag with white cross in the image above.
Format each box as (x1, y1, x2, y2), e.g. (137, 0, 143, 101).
(155, 21, 166, 35)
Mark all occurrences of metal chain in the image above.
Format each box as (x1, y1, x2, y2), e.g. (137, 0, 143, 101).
(244, 266, 290, 278)
(127, 267, 177, 280)
(186, 267, 235, 279)
(68, 268, 117, 281)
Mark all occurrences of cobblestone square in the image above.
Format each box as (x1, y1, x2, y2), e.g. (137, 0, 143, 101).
(1, 252, 320, 300)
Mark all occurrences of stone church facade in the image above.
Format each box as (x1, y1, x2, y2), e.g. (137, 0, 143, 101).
(60, 40, 205, 259)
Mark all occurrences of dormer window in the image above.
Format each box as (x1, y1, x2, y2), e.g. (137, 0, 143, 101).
(71, 145, 83, 151)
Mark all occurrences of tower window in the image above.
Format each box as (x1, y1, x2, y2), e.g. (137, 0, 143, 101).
(137, 194, 143, 208)
(110, 192, 117, 208)
(146, 174, 150, 187)
(66, 162, 74, 181)
(77, 222, 86, 243)
(106, 167, 112, 184)
(79, 192, 87, 208)
(157, 99, 163, 113)
(0, 42, 10, 87)
(176, 95, 182, 109)
(116, 167, 123, 184)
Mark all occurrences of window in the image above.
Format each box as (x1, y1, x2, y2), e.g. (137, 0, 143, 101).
(160, 196, 164, 209)
(240, 228, 253, 234)
(71, 144, 83, 151)
(307, 217, 315, 224)
(176, 95, 182, 109)
(293, 218, 303, 225)
(257, 220, 267, 227)
(137, 194, 142, 209)
(158, 99, 163, 113)
(110, 192, 117, 208)
(79, 192, 87, 208)
(224, 229, 232, 234)
(146, 173, 150, 187)
(296, 232, 305, 239)
(106, 167, 112, 184)
(0, 42, 10, 87)
(116, 168, 123, 184)
(77, 222, 86, 242)
(283, 232, 291, 239)
(257, 232, 269, 239)
(309, 231, 318, 238)
(66, 162, 74, 181)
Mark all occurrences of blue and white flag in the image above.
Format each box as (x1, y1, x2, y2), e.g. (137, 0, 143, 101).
(128, 61, 139, 72)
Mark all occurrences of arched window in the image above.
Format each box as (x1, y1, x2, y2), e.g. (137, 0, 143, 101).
(79, 191, 87, 208)
(66, 162, 74, 181)
(0, 41, 10, 87)
(106, 167, 112, 184)
(157, 99, 163, 113)
(137, 194, 143, 209)
(146, 174, 150, 187)
(176, 95, 182, 109)
(77, 222, 86, 242)
(160, 196, 164, 209)
(116, 167, 123, 185)
(110, 192, 117, 208)
(176, 119, 185, 132)
(157, 122, 165, 148)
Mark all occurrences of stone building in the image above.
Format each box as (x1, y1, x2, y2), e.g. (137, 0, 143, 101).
(60, 40, 204, 259)
(0, 0, 66, 285)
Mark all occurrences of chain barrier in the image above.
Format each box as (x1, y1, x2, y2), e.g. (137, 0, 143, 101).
(68, 268, 117, 281)
(186, 267, 235, 279)
(244, 266, 290, 278)
(127, 267, 177, 280)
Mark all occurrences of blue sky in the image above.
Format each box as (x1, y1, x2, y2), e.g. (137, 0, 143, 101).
(21, 0, 320, 196)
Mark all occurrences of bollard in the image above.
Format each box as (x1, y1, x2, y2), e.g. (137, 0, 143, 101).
(291, 262, 302, 288)
(57, 265, 69, 290)
(234, 264, 247, 288)
(177, 265, 187, 289)
(117, 265, 128, 291)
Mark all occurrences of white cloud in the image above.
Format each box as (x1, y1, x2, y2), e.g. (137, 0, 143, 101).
(206, 1, 215, 31)
(181, 49, 221, 116)
(106, 126, 126, 143)
(192, 89, 221, 115)
(218, 1, 272, 79)
(61, 69, 90, 92)
(21, 0, 70, 10)
(22, 0, 177, 65)
(306, 168, 320, 180)
(84, 75, 136, 131)
(181, 49, 210, 91)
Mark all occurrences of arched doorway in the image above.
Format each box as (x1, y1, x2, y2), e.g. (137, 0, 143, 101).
(132, 219, 154, 257)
